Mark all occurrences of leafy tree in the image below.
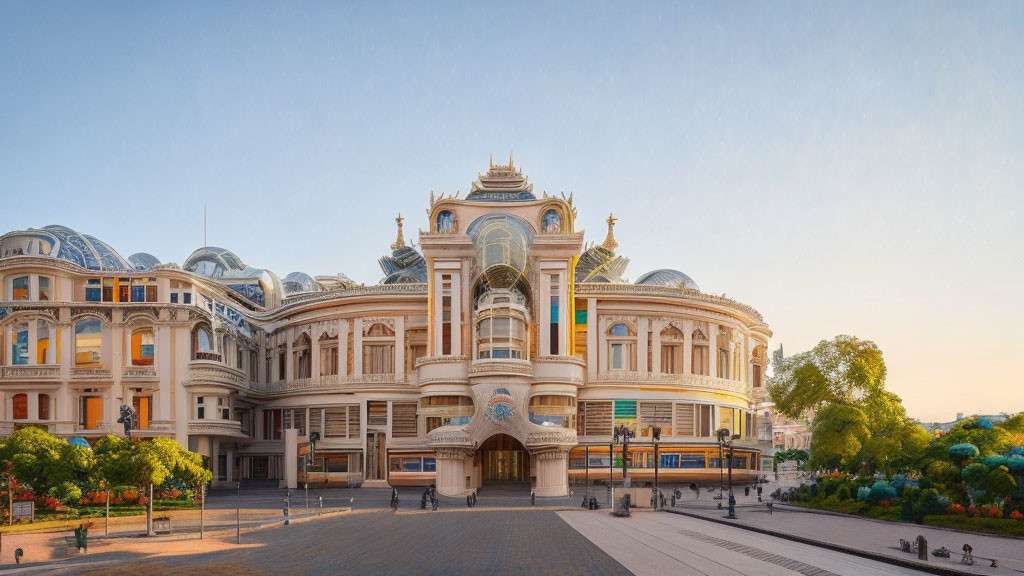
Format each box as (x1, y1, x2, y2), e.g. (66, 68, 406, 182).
(768, 336, 886, 419)
(854, 391, 932, 476)
(808, 403, 871, 472)
(0, 427, 93, 495)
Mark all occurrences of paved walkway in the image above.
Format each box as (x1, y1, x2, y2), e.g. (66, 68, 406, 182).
(668, 495, 1024, 575)
(18, 510, 629, 576)
(559, 509, 928, 575)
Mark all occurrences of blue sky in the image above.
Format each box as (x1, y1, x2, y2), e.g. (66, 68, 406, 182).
(2, 1, 1021, 421)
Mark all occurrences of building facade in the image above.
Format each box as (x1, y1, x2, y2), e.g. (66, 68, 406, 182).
(0, 159, 771, 497)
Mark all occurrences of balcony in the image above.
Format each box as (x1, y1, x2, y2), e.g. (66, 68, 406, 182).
(532, 356, 585, 386)
(121, 366, 158, 382)
(414, 355, 469, 386)
(70, 367, 113, 381)
(186, 360, 248, 390)
(595, 371, 748, 395)
(186, 418, 248, 438)
(1, 365, 61, 381)
(468, 359, 533, 379)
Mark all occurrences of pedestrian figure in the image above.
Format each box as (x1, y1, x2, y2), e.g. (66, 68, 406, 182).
(962, 544, 974, 565)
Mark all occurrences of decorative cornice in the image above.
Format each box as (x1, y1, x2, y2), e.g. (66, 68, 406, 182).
(575, 283, 765, 324)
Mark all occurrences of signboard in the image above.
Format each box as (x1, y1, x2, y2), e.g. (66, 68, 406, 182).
(12, 500, 34, 521)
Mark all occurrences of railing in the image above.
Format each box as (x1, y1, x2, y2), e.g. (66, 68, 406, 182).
(469, 359, 533, 377)
(186, 360, 247, 389)
(193, 351, 223, 362)
(121, 366, 158, 380)
(1, 365, 61, 380)
(71, 367, 113, 380)
(186, 418, 246, 437)
(595, 371, 747, 394)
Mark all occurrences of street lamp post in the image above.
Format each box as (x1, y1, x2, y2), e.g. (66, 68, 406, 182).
(652, 426, 661, 510)
(726, 443, 737, 519)
(716, 428, 729, 511)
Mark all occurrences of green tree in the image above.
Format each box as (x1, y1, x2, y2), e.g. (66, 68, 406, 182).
(808, 403, 871, 472)
(854, 391, 932, 476)
(768, 335, 887, 419)
(0, 427, 93, 495)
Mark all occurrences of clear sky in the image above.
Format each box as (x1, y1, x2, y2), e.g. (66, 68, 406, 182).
(1, 2, 1021, 421)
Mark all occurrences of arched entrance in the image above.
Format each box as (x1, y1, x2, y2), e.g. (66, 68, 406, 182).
(478, 434, 529, 483)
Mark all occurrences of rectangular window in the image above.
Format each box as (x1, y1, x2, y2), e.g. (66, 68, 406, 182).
(441, 275, 452, 355)
(79, 397, 102, 429)
(131, 285, 146, 302)
(219, 397, 230, 420)
(692, 345, 709, 375)
(367, 401, 387, 426)
(753, 364, 763, 387)
(392, 402, 418, 438)
(639, 401, 672, 437)
(579, 401, 612, 436)
(196, 396, 205, 419)
(611, 343, 624, 370)
(146, 285, 158, 302)
(324, 406, 349, 438)
(263, 409, 283, 440)
(718, 348, 729, 378)
(38, 394, 50, 420)
(133, 395, 151, 430)
(613, 400, 637, 436)
(13, 327, 28, 365)
(12, 394, 28, 419)
(86, 279, 101, 302)
(183, 293, 192, 304)
(38, 277, 51, 301)
(12, 276, 29, 300)
(363, 344, 395, 374)
(119, 285, 131, 302)
(549, 274, 559, 355)
(170, 292, 179, 304)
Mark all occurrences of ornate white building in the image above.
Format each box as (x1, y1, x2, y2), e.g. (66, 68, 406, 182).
(0, 158, 771, 497)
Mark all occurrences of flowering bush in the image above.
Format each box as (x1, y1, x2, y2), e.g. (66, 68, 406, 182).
(35, 495, 61, 510)
(880, 500, 891, 508)
(119, 489, 140, 504)
(987, 507, 1001, 518)
(968, 505, 977, 517)
(948, 503, 966, 515)
(1010, 511, 1024, 521)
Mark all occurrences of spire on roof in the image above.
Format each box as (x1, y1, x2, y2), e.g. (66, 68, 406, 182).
(390, 214, 406, 250)
(602, 212, 619, 251)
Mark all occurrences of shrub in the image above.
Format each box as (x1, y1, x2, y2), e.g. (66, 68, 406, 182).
(120, 489, 140, 504)
(48, 481, 82, 507)
(1010, 511, 1024, 520)
(949, 503, 966, 515)
(918, 477, 934, 490)
(867, 482, 898, 505)
(912, 489, 949, 523)
(987, 507, 1001, 518)
(856, 486, 871, 501)
(836, 484, 852, 501)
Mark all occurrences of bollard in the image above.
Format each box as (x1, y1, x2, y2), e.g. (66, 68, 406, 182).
(744, 486, 750, 497)
(531, 491, 536, 506)
(467, 495, 472, 508)
(283, 496, 291, 526)
(916, 535, 928, 561)
(671, 495, 676, 507)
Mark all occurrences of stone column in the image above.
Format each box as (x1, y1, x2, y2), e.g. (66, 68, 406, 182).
(394, 316, 405, 382)
(636, 317, 649, 374)
(586, 298, 598, 381)
(353, 318, 363, 376)
(434, 448, 473, 497)
(285, 329, 294, 381)
(311, 326, 321, 383)
(338, 319, 349, 378)
(709, 324, 719, 378)
(534, 449, 570, 497)
(226, 449, 234, 482)
(650, 319, 662, 375)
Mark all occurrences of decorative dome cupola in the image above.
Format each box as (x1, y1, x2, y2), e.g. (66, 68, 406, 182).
(378, 214, 428, 284)
(0, 225, 133, 271)
(282, 272, 322, 294)
(574, 213, 630, 283)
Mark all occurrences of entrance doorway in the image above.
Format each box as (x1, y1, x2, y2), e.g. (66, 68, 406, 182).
(366, 432, 386, 481)
(479, 434, 529, 483)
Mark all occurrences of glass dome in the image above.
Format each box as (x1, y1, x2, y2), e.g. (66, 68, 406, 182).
(635, 269, 700, 291)
(128, 252, 161, 271)
(283, 271, 321, 294)
(0, 225, 132, 271)
(467, 214, 533, 289)
(183, 247, 247, 277)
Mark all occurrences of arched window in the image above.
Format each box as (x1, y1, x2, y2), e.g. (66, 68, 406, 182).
(12, 393, 27, 419)
(131, 328, 155, 366)
(319, 333, 339, 376)
(363, 323, 395, 374)
(691, 329, 709, 375)
(436, 210, 455, 233)
(75, 319, 102, 367)
(192, 325, 215, 360)
(751, 345, 767, 388)
(293, 333, 312, 379)
(660, 325, 684, 374)
(606, 323, 636, 371)
(541, 209, 562, 233)
(475, 289, 529, 360)
(38, 393, 50, 420)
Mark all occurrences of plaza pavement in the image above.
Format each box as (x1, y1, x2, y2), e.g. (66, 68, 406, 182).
(667, 491, 1024, 575)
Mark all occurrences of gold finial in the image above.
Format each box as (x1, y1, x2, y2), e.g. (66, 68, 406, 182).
(602, 212, 619, 251)
(391, 213, 406, 250)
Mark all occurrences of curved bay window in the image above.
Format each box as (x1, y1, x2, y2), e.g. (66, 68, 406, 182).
(660, 324, 684, 374)
(474, 289, 528, 360)
(192, 324, 216, 361)
(131, 328, 154, 366)
(421, 395, 474, 433)
(528, 395, 576, 428)
(607, 323, 636, 371)
(75, 319, 103, 367)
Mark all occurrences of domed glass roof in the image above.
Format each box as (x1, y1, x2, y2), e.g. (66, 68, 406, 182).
(128, 252, 161, 271)
(635, 269, 699, 291)
(283, 272, 321, 294)
(0, 225, 132, 271)
(183, 247, 247, 277)
(379, 246, 427, 284)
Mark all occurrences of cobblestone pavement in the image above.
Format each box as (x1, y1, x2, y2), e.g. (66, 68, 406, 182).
(26, 510, 630, 576)
(668, 492, 1024, 575)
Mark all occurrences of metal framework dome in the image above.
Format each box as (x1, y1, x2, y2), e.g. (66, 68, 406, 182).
(635, 269, 700, 291)
(0, 224, 132, 271)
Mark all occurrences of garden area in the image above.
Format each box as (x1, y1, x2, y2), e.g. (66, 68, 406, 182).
(770, 336, 1024, 538)
(0, 427, 211, 527)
